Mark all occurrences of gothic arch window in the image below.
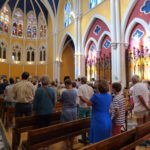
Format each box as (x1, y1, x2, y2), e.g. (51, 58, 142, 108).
(0, 40, 7, 60)
(89, 0, 104, 9)
(12, 44, 21, 61)
(38, 13, 47, 38)
(26, 46, 35, 62)
(39, 45, 46, 61)
(0, 5, 10, 34)
(64, 0, 72, 27)
(12, 9, 23, 37)
(27, 11, 37, 39)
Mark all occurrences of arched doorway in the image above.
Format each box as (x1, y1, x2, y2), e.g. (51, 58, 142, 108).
(60, 36, 75, 82)
(84, 18, 111, 81)
(124, 0, 150, 84)
(126, 23, 149, 82)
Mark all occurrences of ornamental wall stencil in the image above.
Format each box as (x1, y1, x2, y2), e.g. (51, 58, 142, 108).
(103, 40, 111, 49)
(132, 29, 144, 40)
(93, 25, 101, 35)
(141, 0, 150, 14)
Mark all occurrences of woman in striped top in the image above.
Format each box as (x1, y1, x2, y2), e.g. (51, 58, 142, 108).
(111, 82, 125, 136)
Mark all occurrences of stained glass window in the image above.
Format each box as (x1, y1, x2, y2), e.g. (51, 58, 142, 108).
(12, 9, 23, 37)
(0, 6, 10, 33)
(39, 13, 47, 38)
(64, 1, 72, 27)
(89, 0, 104, 9)
(27, 12, 37, 39)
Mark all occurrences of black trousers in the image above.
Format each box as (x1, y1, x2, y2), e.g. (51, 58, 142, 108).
(15, 103, 33, 117)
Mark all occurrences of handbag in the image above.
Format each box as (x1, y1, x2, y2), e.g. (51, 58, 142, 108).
(42, 87, 55, 105)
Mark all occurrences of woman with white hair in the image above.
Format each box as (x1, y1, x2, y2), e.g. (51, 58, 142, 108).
(33, 75, 55, 127)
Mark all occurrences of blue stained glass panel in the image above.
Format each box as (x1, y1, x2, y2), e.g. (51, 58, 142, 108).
(89, 0, 104, 9)
(64, 1, 72, 27)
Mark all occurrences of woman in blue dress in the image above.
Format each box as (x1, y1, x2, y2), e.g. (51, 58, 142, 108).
(84, 80, 112, 143)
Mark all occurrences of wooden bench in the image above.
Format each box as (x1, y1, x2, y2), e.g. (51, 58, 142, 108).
(12, 112, 61, 150)
(0, 98, 5, 119)
(120, 121, 150, 150)
(79, 128, 136, 150)
(22, 118, 90, 150)
(4, 105, 15, 131)
(80, 121, 150, 150)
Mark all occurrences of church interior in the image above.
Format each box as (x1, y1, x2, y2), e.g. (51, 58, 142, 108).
(0, 0, 150, 149)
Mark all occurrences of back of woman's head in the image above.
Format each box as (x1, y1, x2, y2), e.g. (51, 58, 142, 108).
(72, 81, 77, 88)
(40, 75, 50, 86)
(64, 79, 72, 86)
(97, 80, 109, 93)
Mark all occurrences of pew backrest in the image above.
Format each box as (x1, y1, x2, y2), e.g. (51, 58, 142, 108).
(15, 111, 61, 132)
(26, 118, 90, 150)
(79, 129, 136, 150)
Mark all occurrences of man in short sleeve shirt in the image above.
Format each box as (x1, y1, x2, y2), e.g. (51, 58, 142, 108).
(78, 77, 94, 118)
(132, 75, 150, 125)
(13, 72, 35, 117)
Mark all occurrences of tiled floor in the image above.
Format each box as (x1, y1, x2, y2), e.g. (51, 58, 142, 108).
(0, 117, 150, 150)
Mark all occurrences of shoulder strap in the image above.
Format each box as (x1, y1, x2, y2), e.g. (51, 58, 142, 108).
(42, 87, 54, 105)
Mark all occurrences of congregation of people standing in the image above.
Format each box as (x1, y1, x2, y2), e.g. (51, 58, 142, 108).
(0, 72, 149, 145)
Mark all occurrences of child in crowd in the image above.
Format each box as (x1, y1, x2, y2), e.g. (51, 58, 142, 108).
(111, 82, 125, 136)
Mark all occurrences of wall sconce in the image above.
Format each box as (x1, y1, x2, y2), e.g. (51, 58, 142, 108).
(0, 58, 5, 62)
(40, 61, 45, 64)
(14, 61, 20, 64)
(55, 58, 62, 63)
(75, 53, 81, 56)
(27, 61, 33, 65)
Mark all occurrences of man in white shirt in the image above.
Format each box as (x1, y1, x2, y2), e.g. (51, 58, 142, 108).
(132, 75, 150, 125)
(78, 77, 94, 118)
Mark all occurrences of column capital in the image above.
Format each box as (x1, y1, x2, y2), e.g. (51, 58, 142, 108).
(124, 43, 129, 49)
(111, 43, 117, 49)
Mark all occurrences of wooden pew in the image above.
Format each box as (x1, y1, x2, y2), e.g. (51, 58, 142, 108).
(0, 98, 5, 119)
(4, 105, 15, 130)
(80, 121, 150, 150)
(79, 129, 136, 150)
(22, 118, 90, 150)
(120, 121, 150, 150)
(12, 112, 61, 150)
